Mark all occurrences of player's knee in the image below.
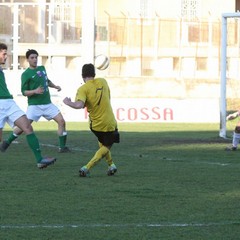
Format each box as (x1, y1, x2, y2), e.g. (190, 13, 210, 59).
(57, 117, 65, 127)
(234, 126, 240, 133)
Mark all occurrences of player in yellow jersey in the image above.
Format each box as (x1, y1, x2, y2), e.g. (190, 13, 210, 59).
(63, 63, 120, 177)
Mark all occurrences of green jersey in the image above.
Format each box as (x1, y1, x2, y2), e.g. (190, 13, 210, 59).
(0, 68, 13, 99)
(75, 78, 117, 132)
(21, 66, 51, 105)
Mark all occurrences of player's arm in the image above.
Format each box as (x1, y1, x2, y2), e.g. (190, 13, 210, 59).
(23, 86, 44, 96)
(226, 111, 240, 121)
(41, 66, 61, 91)
(48, 80, 61, 92)
(63, 97, 85, 109)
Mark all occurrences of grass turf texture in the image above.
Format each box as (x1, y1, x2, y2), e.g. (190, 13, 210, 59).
(0, 122, 240, 239)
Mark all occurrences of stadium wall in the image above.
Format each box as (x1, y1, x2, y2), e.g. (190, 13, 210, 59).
(5, 70, 220, 123)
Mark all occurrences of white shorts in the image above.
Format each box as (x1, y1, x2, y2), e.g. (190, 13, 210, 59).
(0, 99, 26, 128)
(27, 103, 60, 121)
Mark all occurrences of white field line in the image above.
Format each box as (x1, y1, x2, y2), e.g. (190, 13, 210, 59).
(40, 142, 143, 156)
(12, 141, 92, 153)
(197, 161, 230, 166)
(41, 143, 90, 152)
(13, 142, 233, 165)
(162, 158, 230, 166)
(0, 221, 239, 229)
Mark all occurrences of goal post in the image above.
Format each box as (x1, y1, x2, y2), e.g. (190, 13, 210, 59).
(220, 12, 240, 138)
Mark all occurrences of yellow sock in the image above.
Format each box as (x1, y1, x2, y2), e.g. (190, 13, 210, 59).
(105, 151, 113, 166)
(98, 142, 113, 166)
(86, 145, 109, 169)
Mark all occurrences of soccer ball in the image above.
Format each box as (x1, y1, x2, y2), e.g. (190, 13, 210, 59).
(95, 54, 110, 70)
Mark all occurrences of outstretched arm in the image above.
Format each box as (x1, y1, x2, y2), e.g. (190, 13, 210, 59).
(63, 97, 85, 109)
(48, 80, 61, 92)
(226, 111, 240, 121)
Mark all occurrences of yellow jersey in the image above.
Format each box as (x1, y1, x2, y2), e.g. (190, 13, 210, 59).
(75, 78, 117, 132)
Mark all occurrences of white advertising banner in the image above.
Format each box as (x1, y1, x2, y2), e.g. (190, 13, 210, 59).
(15, 96, 220, 123)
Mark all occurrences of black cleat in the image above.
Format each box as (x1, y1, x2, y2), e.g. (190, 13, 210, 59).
(0, 141, 10, 152)
(225, 145, 237, 151)
(58, 146, 71, 153)
(37, 157, 57, 169)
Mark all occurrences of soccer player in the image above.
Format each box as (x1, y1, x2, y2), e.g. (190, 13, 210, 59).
(0, 49, 70, 153)
(225, 111, 240, 150)
(63, 63, 120, 177)
(0, 43, 56, 168)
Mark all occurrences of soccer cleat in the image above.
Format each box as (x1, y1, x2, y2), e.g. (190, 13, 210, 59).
(79, 166, 90, 177)
(225, 145, 237, 151)
(58, 146, 71, 153)
(0, 140, 10, 152)
(37, 157, 56, 169)
(107, 164, 117, 176)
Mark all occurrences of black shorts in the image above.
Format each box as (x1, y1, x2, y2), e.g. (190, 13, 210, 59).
(91, 128, 120, 146)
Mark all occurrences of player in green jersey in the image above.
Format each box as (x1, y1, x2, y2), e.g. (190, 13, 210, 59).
(0, 43, 56, 168)
(63, 63, 120, 177)
(0, 49, 70, 153)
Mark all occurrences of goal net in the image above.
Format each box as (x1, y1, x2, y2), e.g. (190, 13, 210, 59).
(220, 12, 240, 138)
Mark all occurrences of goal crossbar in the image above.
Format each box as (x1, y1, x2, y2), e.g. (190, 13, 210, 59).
(220, 12, 240, 138)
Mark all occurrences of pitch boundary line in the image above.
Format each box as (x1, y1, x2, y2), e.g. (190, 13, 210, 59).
(12, 142, 235, 166)
(39, 143, 234, 164)
(1, 221, 240, 229)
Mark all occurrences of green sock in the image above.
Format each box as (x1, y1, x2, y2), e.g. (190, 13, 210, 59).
(26, 133, 42, 162)
(59, 133, 67, 148)
(7, 132, 18, 144)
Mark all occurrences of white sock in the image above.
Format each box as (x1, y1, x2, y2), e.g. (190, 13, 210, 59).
(232, 132, 240, 147)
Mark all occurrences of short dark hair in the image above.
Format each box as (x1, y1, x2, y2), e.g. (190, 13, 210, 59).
(26, 49, 39, 59)
(0, 43, 7, 51)
(82, 63, 96, 78)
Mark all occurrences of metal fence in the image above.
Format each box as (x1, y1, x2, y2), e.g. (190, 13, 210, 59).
(0, 2, 240, 80)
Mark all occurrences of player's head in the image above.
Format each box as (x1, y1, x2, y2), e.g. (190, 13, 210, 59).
(26, 49, 39, 68)
(0, 43, 7, 51)
(0, 43, 8, 65)
(26, 49, 39, 59)
(82, 63, 96, 79)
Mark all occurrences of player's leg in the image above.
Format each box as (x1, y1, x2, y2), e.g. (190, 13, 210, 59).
(98, 141, 114, 166)
(0, 128, 2, 142)
(47, 104, 69, 152)
(105, 129, 120, 175)
(79, 144, 110, 177)
(0, 110, 5, 143)
(226, 123, 240, 151)
(14, 115, 56, 168)
(80, 143, 117, 176)
(53, 112, 70, 152)
(0, 121, 32, 152)
(87, 144, 110, 169)
(80, 130, 119, 177)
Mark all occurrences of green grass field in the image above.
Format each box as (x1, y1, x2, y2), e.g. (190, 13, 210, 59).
(0, 122, 240, 240)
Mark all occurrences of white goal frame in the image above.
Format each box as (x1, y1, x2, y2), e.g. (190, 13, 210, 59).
(220, 12, 240, 138)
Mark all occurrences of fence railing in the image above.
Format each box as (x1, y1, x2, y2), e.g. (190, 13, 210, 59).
(0, 2, 240, 80)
